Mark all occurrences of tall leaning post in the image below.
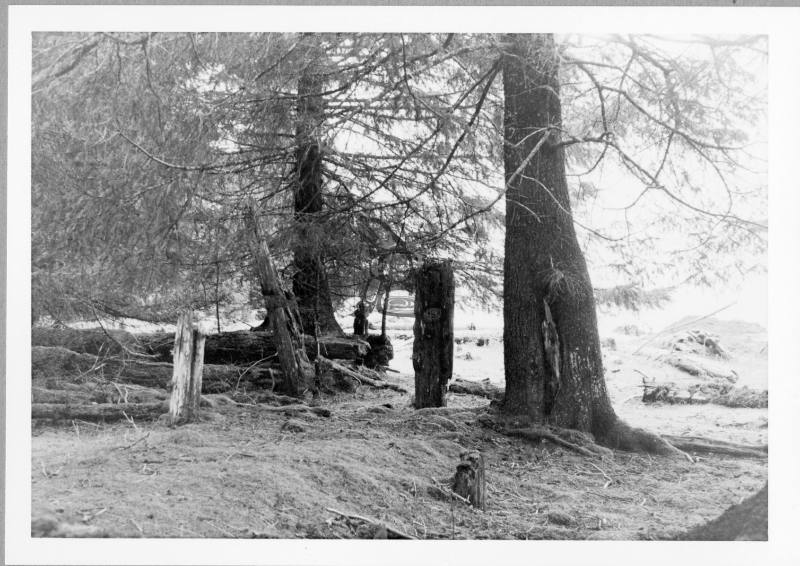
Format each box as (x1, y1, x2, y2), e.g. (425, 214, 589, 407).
(413, 260, 455, 409)
(168, 311, 206, 425)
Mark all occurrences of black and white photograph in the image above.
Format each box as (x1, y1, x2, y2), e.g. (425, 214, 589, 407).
(5, 4, 800, 566)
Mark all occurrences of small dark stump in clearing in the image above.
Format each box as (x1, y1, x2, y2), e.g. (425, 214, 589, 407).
(352, 301, 368, 336)
(452, 450, 486, 510)
(363, 334, 394, 368)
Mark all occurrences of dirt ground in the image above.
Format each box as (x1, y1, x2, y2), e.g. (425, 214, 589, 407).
(31, 316, 767, 540)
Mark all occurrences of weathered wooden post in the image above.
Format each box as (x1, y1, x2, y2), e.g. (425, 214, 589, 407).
(168, 312, 206, 425)
(412, 260, 455, 408)
(452, 450, 486, 510)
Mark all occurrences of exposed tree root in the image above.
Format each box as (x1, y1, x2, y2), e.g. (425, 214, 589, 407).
(256, 404, 332, 418)
(318, 357, 408, 393)
(595, 419, 693, 461)
(661, 435, 767, 459)
(506, 426, 613, 459)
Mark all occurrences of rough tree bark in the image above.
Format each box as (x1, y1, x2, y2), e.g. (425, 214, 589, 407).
(413, 261, 455, 409)
(246, 205, 314, 397)
(501, 34, 678, 455)
(292, 42, 343, 336)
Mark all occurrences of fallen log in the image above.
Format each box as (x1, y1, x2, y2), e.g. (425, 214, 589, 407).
(31, 401, 167, 422)
(123, 331, 367, 365)
(32, 384, 167, 405)
(32, 346, 283, 393)
(32, 387, 95, 404)
(448, 378, 503, 401)
(32, 327, 151, 357)
(33, 327, 370, 364)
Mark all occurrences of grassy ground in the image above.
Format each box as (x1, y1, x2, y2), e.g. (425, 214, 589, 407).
(32, 384, 766, 539)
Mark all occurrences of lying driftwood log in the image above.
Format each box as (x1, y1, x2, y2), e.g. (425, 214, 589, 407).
(641, 382, 710, 405)
(663, 354, 738, 382)
(448, 378, 504, 401)
(32, 346, 283, 393)
(31, 401, 168, 422)
(641, 378, 767, 409)
(668, 329, 729, 359)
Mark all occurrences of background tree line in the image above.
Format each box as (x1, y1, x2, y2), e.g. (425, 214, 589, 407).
(32, 32, 765, 329)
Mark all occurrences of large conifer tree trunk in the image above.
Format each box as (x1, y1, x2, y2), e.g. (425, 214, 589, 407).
(501, 34, 675, 454)
(292, 48, 343, 336)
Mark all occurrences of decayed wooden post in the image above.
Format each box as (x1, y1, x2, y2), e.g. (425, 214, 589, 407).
(168, 312, 206, 425)
(452, 450, 486, 510)
(412, 260, 455, 408)
(245, 204, 313, 397)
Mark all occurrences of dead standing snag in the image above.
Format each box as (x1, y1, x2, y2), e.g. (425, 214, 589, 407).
(168, 312, 205, 425)
(412, 260, 455, 409)
(245, 204, 314, 397)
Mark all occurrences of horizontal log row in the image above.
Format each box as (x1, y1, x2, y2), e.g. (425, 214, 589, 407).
(32, 327, 370, 364)
(33, 346, 283, 393)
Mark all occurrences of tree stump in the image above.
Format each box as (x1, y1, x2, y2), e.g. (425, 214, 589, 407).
(452, 450, 486, 510)
(412, 260, 455, 408)
(168, 312, 205, 425)
(364, 334, 394, 369)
